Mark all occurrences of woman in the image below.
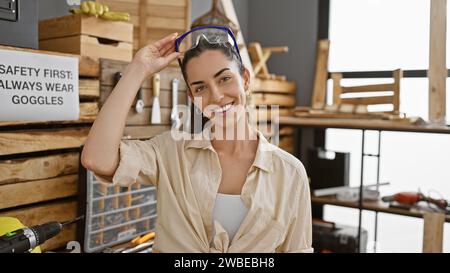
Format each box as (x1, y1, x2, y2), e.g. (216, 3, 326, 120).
(81, 27, 312, 253)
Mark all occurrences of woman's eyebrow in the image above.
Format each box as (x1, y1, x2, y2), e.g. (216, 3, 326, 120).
(213, 68, 230, 78)
(190, 68, 231, 86)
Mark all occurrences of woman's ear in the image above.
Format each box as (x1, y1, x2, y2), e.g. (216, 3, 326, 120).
(243, 67, 251, 91)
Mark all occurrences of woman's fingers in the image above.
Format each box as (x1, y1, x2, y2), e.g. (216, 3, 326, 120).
(160, 41, 175, 57)
(163, 51, 182, 64)
(153, 32, 178, 50)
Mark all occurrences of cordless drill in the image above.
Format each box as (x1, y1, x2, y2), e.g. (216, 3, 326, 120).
(0, 216, 83, 253)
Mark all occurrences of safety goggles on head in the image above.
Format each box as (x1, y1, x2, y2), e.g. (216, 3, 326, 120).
(175, 25, 242, 63)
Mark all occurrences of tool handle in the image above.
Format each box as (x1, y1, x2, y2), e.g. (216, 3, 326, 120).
(172, 79, 179, 106)
(153, 74, 160, 97)
(424, 196, 449, 210)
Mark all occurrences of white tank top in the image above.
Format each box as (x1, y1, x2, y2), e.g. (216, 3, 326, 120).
(212, 193, 249, 240)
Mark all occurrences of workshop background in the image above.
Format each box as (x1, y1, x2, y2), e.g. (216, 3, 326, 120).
(0, 0, 449, 253)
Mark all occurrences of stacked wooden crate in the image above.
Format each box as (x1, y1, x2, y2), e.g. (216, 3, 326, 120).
(0, 45, 100, 251)
(98, 0, 191, 55)
(39, 14, 134, 62)
(252, 78, 297, 154)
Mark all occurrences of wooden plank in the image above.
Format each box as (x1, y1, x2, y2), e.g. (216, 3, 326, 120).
(0, 127, 89, 156)
(393, 69, 402, 114)
(39, 35, 81, 55)
(0, 174, 78, 210)
(252, 93, 296, 107)
(80, 102, 99, 116)
(253, 107, 293, 122)
(98, 1, 139, 16)
(139, 0, 148, 49)
(184, 0, 191, 30)
(311, 196, 450, 222)
(100, 86, 186, 107)
(79, 79, 100, 99)
(142, 28, 186, 41)
(0, 118, 96, 127)
(100, 59, 186, 89)
(341, 83, 395, 93)
(428, 0, 447, 124)
(340, 95, 393, 105)
(79, 55, 100, 77)
(331, 73, 342, 105)
(39, 13, 133, 43)
(147, 0, 187, 7)
(221, 0, 255, 79)
(146, 16, 186, 30)
(311, 40, 330, 110)
(423, 212, 445, 253)
(278, 116, 450, 135)
(253, 78, 296, 94)
(80, 35, 133, 62)
(39, 35, 133, 62)
(0, 152, 79, 185)
(126, 107, 172, 125)
(147, 5, 187, 18)
(0, 200, 77, 251)
(123, 125, 171, 139)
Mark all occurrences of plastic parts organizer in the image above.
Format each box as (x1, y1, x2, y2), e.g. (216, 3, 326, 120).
(79, 169, 157, 253)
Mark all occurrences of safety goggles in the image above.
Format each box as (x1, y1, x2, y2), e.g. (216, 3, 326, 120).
(175, 25, 242, 63)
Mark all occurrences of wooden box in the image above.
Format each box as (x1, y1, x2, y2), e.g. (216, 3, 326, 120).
(39, 14, 133, 62)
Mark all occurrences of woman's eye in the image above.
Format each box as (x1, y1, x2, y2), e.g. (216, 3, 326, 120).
(220, 76, 231, 83)
(195, 85, 206, 93)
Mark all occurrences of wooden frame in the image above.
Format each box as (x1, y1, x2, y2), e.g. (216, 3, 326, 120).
(331, 69, 402, 115)
(428, 0, 447, 124)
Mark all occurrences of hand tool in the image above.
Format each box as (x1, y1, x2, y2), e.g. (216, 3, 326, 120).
(171, 78, 181, 128)
(151, 73, 161, 124)
(382, 192, 449, 212)
(0, 216, 84, 253)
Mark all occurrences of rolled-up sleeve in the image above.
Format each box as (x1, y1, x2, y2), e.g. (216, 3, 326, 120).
(92, 138, 159, 187)
(277, 172, 313, 253)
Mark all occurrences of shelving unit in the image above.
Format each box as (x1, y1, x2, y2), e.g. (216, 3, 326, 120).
(276, 116, 450, 252)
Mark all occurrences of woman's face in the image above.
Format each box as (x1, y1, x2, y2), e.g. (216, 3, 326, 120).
(185, 50, 250, 128)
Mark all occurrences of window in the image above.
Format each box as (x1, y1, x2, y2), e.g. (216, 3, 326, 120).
(324, 0, 450, 252)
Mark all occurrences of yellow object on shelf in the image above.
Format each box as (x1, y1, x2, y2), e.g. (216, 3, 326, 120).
(70, 1, 130, 22)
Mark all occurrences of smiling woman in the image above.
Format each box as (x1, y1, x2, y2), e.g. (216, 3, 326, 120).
(81, 28, 313, 253)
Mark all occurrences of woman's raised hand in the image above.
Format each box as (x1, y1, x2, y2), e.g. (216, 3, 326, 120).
(131, 32, 181, 77)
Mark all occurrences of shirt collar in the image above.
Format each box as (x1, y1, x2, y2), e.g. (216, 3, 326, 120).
(185, 129, 274, 173)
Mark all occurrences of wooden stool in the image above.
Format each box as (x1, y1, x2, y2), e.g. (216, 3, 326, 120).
(248, 42, 288, 81)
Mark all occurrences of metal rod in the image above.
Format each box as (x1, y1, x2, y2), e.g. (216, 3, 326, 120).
(373, 131, 382, 252)
(358, 130, 365, 253)
(62, 215, 85, 226)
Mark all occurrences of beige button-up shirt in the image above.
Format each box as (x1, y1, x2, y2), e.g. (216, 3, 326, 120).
(94, 130, 313, 253)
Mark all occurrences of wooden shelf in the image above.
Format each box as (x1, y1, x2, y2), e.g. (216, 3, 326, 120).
(279, 116, 450, 134)
(312, 196, 450, 223)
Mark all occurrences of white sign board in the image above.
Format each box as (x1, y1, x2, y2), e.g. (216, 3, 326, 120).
(0, 48, 79, 121)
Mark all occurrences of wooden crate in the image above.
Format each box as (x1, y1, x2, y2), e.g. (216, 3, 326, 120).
(99, 0, 191, 55)
(39, 14, 133, 62)
(0, 45, 96, 252)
